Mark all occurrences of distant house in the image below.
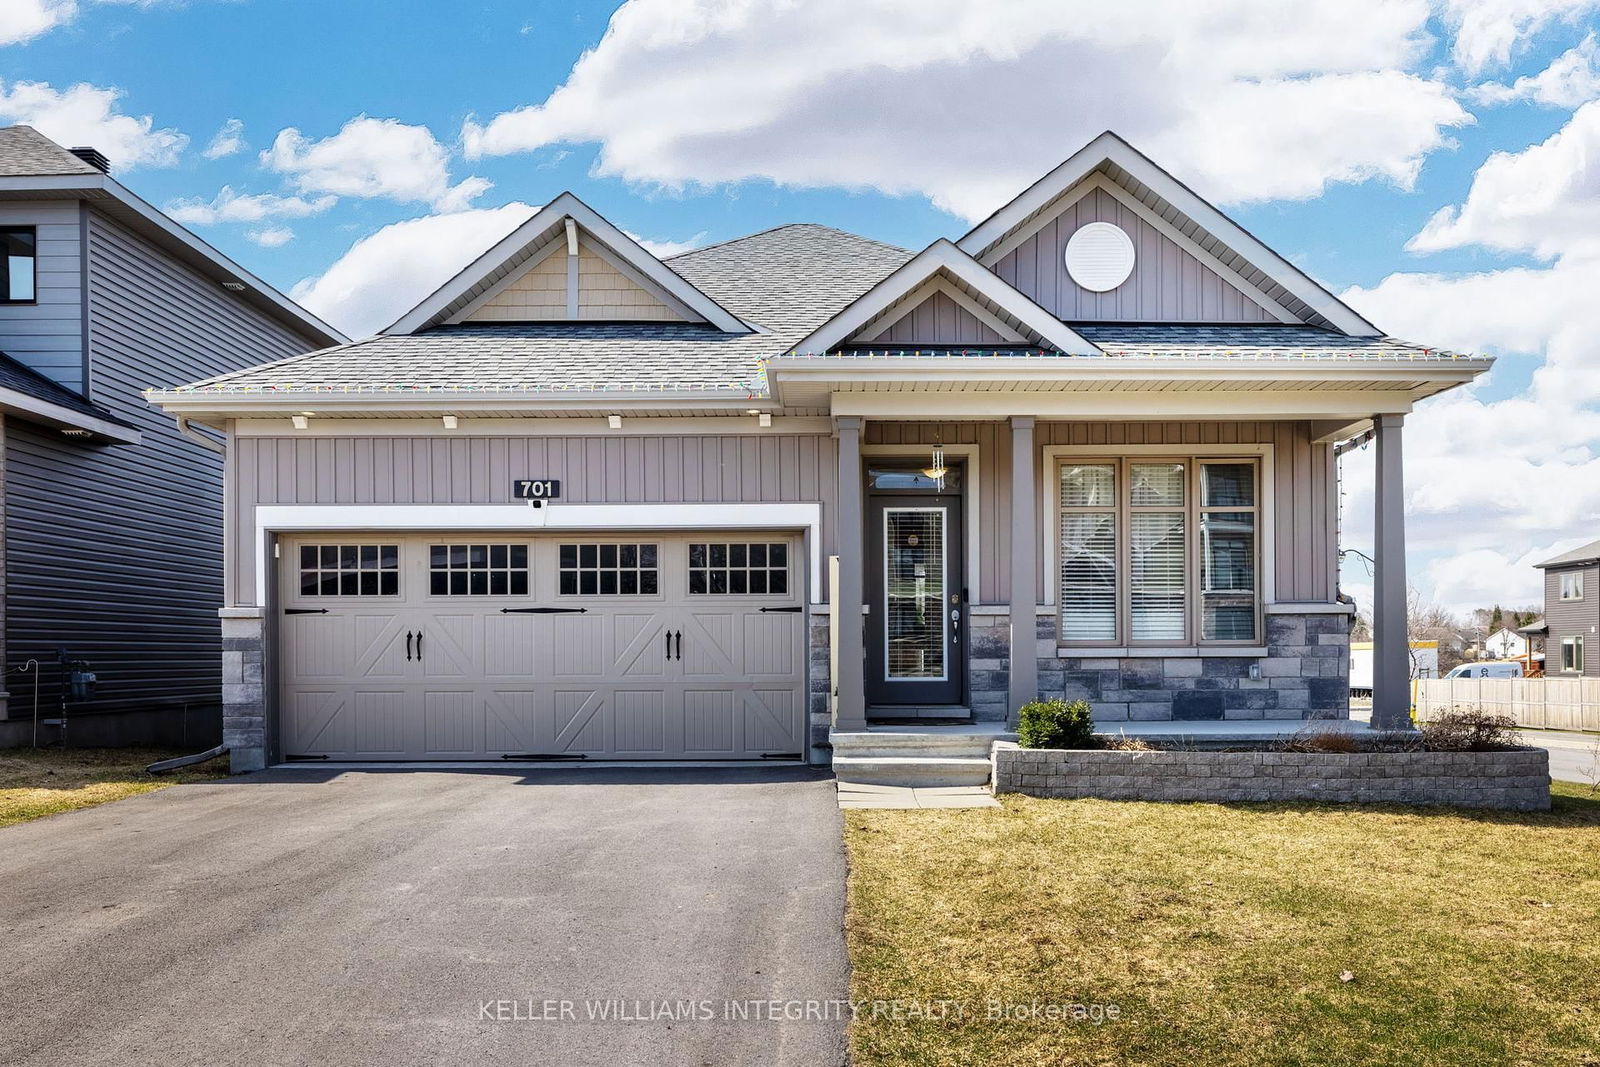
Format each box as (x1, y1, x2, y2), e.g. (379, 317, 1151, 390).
(1483, 627, 1529, 660)
(1516, 618, 1547, 674)
(1535, 540, 1600, 677)
(0, 126, 343, 746)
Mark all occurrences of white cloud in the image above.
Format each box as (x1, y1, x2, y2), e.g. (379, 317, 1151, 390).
(1339, 255, 1600, 616)
(203, 117, 246, 159)
(1469, 33, 1600, 107)
(623, 229, 704, 258)
(246, 226, 294, 248)
(263, 116, 491, 211)
(292, 204, 536, 339)
(1439, 0, 1600, 75)
(460, 0, 1467, 220)
(0, 79, 187, 168)
(1408, 100, 1600, 258)
(0, 0, 75, 46)
(166, 186, 336, 225)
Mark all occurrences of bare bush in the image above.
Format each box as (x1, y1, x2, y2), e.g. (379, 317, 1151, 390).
(1419, 707, 1523, 752)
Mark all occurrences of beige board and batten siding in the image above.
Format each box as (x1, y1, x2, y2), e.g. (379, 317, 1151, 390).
(230, 420, 1335, 609)
(465, 238, 685, 324)
(0, 201, 84, 390)
(229, 432, 839, 605)
(872, 290, 1004, 345)
(990, 186, 1279, 323)
(865, 420, 1337, 605)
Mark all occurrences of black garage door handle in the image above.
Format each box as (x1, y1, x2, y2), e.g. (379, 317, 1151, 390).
(759, 606, 802, 613)
(405, 631, 413, 661)
(500, 607, 588, 614)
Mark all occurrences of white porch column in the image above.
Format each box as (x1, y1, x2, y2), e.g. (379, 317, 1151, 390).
(1372, 413, 1411, 730)
(833, 417, 867, 731)
(1008, 416, 1039, 722)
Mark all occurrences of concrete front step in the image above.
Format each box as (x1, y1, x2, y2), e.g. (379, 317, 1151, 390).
(830, 728, 1015, 761)
(832, 755, 994, 788)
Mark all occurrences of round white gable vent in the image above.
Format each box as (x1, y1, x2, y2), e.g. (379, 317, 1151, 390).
(1064, 222, 1136, 292)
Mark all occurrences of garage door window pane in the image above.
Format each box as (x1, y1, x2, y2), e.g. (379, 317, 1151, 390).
(560, 543, 659, 596)
(429, 543, 531, 597)
(300, 543, 401, 597)
(689, 542, 789, 596)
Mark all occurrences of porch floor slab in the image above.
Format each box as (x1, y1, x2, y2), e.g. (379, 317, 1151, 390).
(836, 783, 1000, 810)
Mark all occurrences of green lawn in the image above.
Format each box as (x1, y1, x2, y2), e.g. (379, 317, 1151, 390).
(0, 747, 229, 828)
(845, 784, 1600, 1067)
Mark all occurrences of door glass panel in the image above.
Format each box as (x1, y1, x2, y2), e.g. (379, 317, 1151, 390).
(884, 508, 947, 680)
(868, 467, 962, 492)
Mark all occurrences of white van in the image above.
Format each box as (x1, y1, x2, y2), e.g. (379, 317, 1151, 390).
(1444, 661, 1524, 680)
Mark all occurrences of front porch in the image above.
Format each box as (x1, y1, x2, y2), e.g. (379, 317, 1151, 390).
(809, 410, 1415, 770)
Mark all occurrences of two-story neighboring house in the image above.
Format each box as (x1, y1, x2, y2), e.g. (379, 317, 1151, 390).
(1536, 540, 1600, 677)
(0, 125, 343, 747)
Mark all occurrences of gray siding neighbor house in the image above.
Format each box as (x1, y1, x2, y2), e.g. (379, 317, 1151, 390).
(0, 125, 344, 747)
(1536, 540, 1600, 677)
(149, 132, 1492, 774)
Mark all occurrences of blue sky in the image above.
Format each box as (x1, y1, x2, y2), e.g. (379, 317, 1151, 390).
(4, 0, 1600, 617)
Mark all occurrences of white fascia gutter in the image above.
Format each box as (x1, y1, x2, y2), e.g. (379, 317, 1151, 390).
(146, 389, 772, 419)
(174, 415, 227, 456)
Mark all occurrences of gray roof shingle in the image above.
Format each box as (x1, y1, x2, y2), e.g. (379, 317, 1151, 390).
(1074, 324, 1474, 360)
(172, 224, 914, 395)
(1537, 539, 1600, 569)
(0, 125, 101, 177)
(161, 230, 1479, 399)
(0, 349, 135, 429)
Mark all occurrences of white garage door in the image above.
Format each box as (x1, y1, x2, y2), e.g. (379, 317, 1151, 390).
(277, 533, 806, 761)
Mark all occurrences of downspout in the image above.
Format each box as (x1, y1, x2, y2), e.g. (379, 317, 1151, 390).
(175, 415, 227, 456)
(168, 414, 232, 769)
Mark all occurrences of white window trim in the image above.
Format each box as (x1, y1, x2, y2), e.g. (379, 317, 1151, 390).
(254, 502, 824, 605)
(862, 442, 983, 605)
(1560, 572, 1584, 601)
(1041, 443, 1277, 637)
(1561, 636, 1585, 673)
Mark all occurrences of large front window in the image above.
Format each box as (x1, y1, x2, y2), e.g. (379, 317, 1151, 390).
(1058, 458, 1260, 645)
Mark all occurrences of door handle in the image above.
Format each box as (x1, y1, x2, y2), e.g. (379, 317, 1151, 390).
(405, 630, 413, 661)
(416, 631, 423, 662)
(665, 631, 672, 662)
(675, 630, 683, 661)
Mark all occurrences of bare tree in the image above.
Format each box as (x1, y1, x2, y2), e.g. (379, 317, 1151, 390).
(1408, 587, 1466, 674)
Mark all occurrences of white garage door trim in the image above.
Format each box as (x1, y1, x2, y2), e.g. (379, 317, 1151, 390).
(255, 503, 825, 604)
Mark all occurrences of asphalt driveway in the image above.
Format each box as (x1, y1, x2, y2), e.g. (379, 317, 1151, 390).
(0, 766, 847, 1067)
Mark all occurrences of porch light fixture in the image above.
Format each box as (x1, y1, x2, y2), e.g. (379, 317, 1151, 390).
(607, 414, 622, 429)
(442, 415, 459, 429)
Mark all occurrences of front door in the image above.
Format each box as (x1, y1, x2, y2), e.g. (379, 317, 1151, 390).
(865, 468, 965, 710)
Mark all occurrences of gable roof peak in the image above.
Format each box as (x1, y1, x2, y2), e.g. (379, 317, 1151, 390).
(957, 130, 1382, 338)
(384, 190, 753, 336)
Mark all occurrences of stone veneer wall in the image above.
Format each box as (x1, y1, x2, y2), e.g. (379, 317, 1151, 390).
(968, 613, 1011, 722)
(1035, 611, 1352, 722)
(808, 612, 831, 751)
(220, 609, 267, 772)
(991, 743, 1552, 811)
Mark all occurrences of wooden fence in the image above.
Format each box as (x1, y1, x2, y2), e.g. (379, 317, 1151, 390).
(1415, 677, 1600, 732)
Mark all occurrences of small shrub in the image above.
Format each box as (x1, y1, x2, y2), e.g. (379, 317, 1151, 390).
(1420, 707, 1522, 752)
(1017, 699, 1095, 749)
(1100, 735, 1153, 751)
